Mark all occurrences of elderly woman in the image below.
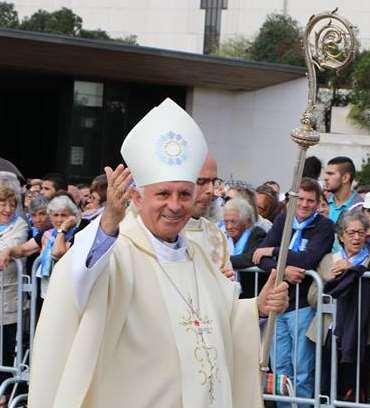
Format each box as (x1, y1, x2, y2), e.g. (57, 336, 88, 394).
(307, 211, 370, 401)
(0, 196, 51, 270)
(225, 186, 272, 232)
(37, 195, 81, 298)
(28, 195, 51, 237)
(223, 197, 266, 298)
(0, 186, 28, 391)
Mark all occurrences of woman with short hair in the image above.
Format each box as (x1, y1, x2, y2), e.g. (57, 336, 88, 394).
(0, 185, 28, 392)
(28, 195, 50, 237)
(223, 197, 266, 298)
(307, 211, 370, 401)
(37, 195, 81, 298)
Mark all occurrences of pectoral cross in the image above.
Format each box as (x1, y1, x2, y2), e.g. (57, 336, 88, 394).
(200, 0, 228, 54)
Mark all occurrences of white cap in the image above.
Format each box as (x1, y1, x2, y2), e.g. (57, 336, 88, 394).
(121, 98, 208, 187)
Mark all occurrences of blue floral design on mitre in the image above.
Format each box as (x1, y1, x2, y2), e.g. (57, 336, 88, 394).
(155, 131, 189, 166)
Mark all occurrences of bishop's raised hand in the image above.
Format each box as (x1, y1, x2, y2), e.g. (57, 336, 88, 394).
(100, 164, 133, 236)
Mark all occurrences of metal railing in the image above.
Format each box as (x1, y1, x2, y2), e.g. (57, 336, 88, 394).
(237, 267, 370, 407)
(0, 257, 39, 407)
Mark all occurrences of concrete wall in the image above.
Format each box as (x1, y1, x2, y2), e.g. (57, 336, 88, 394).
(310, 106, 370, 173)
(330, 106, 370, 136)
(11, 0, 370, 52)
(310, 132, 370, 174)
(12, 0, 205, 52)
(188, 77, 308, 191)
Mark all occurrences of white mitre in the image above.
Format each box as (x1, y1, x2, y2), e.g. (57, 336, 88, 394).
(121, 98, 208, 186)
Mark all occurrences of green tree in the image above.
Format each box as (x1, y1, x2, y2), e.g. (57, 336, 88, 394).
(114, 34, 138, 46)
(212, 35, 251, 59)
(0, 1, 19, 28)
(348, 51, 370, 129)
(17, 6, 139, 45)
(356, 156, 370, 185)
(79, 28, 110, 40)
(20, 7, 82, 35)
(249, 13, 305, 66)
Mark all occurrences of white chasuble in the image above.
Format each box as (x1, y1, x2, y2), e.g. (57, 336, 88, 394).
(28, 211, 263, 408)
(153, 260, 232, 407)
(185, 217, 231, 271)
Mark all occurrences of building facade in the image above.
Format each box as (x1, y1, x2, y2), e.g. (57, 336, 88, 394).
(0, 29, 306, 188)
(11, 0, 370, 53)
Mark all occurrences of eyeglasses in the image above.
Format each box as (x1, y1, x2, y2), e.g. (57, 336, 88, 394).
(196, 177, 223, 188)
(0, 201, 16, 210)
(344, 229, 366, 238)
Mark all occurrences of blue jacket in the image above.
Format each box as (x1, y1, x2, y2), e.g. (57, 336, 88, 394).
(257, 212, 335, 311)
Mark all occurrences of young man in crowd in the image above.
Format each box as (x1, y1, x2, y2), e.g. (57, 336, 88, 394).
(324, 156, 363, 223)
(40, 173, 68, 199)
(253, 178, 335, 407)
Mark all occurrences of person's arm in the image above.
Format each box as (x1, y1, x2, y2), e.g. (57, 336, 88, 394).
(0, 230, 41, 270)
(230, 227, 266, 270)
(0, 237, 41, 267)
(271, 218, 335, 270)
(51, 216, 77, 260)
(253, 215, 285, 272)
(70, 164, 133, 311)
(86, 226, 118, 268)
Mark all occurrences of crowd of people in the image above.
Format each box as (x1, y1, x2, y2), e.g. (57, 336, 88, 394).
(0, 101, 369, 406)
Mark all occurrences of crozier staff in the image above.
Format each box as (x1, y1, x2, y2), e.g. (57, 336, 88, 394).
(29, 99, 288, 408)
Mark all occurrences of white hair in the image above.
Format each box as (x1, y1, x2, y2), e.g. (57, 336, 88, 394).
(224, 197, 256, 224)
(47, 195, 80, 218)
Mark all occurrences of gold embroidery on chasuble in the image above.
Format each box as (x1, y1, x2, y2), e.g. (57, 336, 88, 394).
(185, 218, 226, 270)
(206, 222, 224, 267)
(180, 296, 219, 404)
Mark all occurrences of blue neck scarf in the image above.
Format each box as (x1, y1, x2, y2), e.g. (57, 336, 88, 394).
(31, 226, 40, 237)
(0, 215, 17, 233)
(39, 227, 77, 277)
(229, 228, 252, 256)
(339, 245, 369, 266)
(289, 212, 318, 252)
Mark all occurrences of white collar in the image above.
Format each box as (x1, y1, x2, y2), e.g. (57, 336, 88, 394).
(138, 216, 188, 262)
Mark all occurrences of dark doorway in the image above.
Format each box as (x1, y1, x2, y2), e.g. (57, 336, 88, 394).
(0, 72, 187, 183)
(0, 73, 71, 179)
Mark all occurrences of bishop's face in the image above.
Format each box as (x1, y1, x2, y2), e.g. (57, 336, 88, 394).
(133, 181, 195, 242)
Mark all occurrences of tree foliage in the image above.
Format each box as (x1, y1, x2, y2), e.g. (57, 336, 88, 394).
(347, 51, 370, 129)
(0, 3, 138, 45)
(79, 28, 110, 40)
(0, 2, 18, 28)
(248, 13, 304, 66)
(20, 7, 82, 35)
(114, 34, 138, 46)
(212, 35, 252, 59)
(356, 156, 370, 185)
(213, 13, 304, 66)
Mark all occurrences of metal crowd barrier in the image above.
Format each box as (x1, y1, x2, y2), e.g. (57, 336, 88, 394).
(0, 257, 39, 407)
(238, 267, 370, 407)
(330, 271, 370, 408)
